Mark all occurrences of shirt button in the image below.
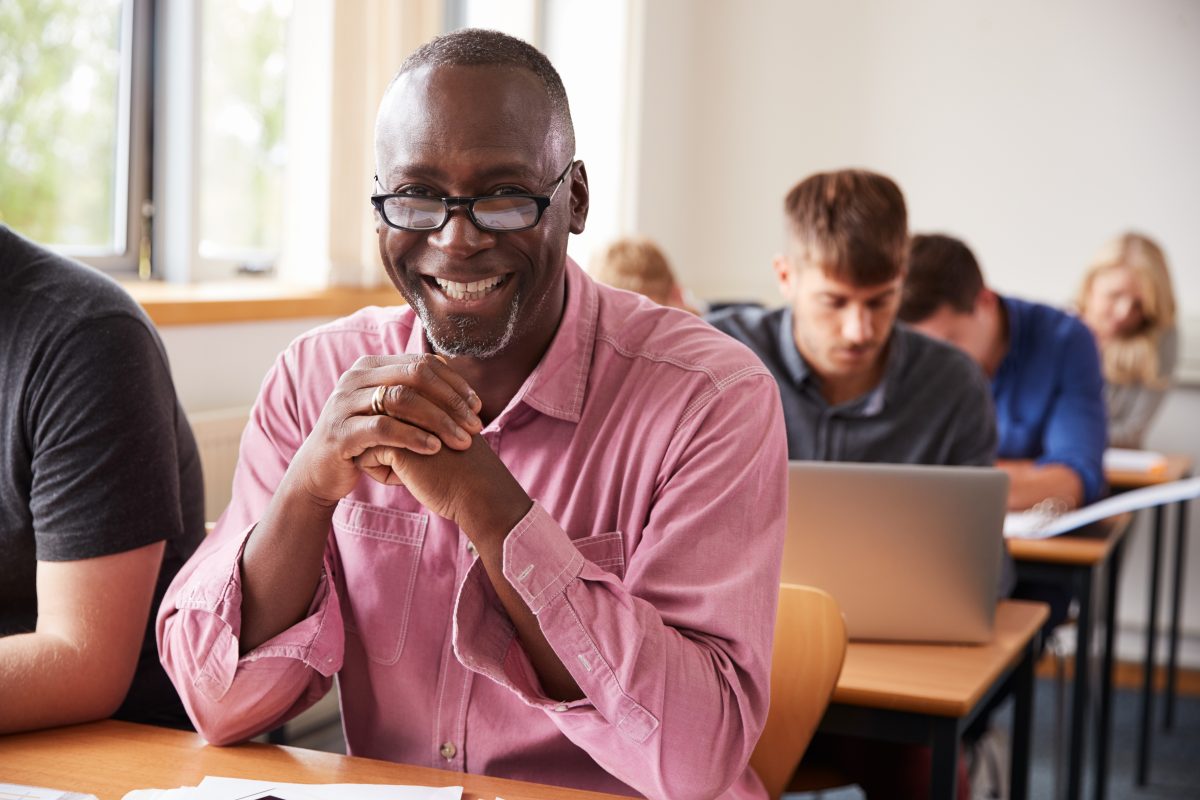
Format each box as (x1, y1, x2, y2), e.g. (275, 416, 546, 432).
(466, 541, 477, 556)
(440, 741, 457, 760)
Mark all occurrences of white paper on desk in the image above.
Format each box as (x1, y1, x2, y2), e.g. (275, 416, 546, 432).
(1104, 447, 1167, 474)
(0, 785, 98, 800)
(196, 776, 462, 800)
(1004, 476, 1200, 539)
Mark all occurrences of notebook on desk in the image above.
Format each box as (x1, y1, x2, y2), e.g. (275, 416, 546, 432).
(782, 461, 1009, 644)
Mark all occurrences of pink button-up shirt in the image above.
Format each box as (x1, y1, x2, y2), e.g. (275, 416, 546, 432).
(158, 260, 787, 799)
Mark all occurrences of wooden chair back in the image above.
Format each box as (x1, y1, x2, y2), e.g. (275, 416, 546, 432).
(750, 583, 847, 799)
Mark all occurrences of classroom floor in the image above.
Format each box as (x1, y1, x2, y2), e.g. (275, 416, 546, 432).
(284, 677, 1200, 798)
(785, 677, 1200, 799)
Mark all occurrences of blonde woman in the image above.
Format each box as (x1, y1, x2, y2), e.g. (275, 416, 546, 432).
(588, 236, 702, 314)
(1076, 232, 1178, 448)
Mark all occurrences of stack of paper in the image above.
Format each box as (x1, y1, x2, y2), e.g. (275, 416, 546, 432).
(121, 777, 462, 800)
(1005, 476, 1200, 539)
(1104, 447, 1169, 475)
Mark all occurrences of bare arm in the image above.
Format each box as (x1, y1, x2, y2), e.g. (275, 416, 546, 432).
(997, 459, 1085, 511)
(0, 541, 164, 734)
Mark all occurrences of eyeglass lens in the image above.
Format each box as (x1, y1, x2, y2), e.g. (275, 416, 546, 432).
(382, 195, 542, 231)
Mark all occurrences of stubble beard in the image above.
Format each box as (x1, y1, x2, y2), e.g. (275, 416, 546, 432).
(411, 288, 523, 360)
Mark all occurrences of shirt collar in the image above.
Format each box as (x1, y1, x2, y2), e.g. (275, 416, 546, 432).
(403, 257, 594, 426)
(994, 294, 1019, 384)
(776, 306, 812, 386)
(776, 305, 901, 416)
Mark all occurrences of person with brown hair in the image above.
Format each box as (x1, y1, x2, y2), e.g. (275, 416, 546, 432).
(588, 236, 701, 314)
(708, 169, 996, 467)
(710, 170, 998, 800)
(1076, 231, 1178, 448)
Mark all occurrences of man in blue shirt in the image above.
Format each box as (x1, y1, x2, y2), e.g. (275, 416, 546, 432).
(899, 233, 1107, 511)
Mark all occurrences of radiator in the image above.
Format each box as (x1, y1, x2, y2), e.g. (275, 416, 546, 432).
(187, 407, 250, 522)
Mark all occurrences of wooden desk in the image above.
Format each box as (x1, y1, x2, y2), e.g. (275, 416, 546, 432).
(1008, 512, 1133, 800)
(819, 600, 1049, 800)
(1106, 454, 1195, 787)
(0, 720, 626, 800)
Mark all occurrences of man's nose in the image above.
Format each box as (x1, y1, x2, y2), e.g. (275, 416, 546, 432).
(427, 208, 496, 258)
(842, 307, 873, 343)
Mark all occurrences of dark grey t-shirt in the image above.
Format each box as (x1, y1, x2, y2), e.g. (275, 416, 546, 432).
(0, 226, 205, 726)
(708, 305, 997, 465)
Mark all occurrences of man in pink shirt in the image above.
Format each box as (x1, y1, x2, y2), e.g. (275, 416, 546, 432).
(158, 29, 787, 799)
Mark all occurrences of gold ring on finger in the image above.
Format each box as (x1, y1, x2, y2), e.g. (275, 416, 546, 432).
(371, 384, 388, 416)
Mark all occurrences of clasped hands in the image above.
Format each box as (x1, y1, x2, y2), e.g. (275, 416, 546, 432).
(291, 354, 532, 544)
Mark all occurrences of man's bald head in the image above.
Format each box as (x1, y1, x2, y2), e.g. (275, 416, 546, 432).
(378, 28, 575, 159)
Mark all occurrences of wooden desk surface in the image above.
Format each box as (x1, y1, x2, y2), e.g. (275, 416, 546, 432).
(1106, 454, 1194, 489)
(1006, 511, 1133, 566)
(0, 720, 625, 800)
(831, 600, 1048, 718)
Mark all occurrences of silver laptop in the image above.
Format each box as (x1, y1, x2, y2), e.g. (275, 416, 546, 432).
(783, 461, 1009, 644)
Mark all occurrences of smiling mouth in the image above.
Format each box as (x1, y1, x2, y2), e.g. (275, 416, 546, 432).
(428, 274, 509, 301)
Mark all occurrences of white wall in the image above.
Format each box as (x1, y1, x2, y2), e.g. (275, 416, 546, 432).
(632, 0, 1199, 322)
(630, 0, 1200, 666)
(160, 319, 329, 413)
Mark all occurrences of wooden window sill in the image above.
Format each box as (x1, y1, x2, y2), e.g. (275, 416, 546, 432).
(122, 280, 402, 326)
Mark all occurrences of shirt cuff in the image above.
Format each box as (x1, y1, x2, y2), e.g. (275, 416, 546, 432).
(452, 502, 590, 712)
(172, 523, 344, 701)
(501, 501, 586, 614)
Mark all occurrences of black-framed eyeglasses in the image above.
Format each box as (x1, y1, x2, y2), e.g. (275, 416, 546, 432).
(371, 160, 575, 233)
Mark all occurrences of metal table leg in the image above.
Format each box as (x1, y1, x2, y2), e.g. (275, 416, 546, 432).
(1164, 498, 1189, 730)
(1067, 565, 1094, 800)
(1094, 533, 1125, 800)
(1136, 504, 1165, 786)
(931, 717, 960, 800)
(1010, 632, 1036, 800)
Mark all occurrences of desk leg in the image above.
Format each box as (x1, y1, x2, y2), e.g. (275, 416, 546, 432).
(1165, 498, 1189, 730)
(1094, 534, 1125, 800)
(931, 719, 959, 800)
(1010, 636, 1036, 800)
(1136, 505, 1164, 786)
(1067, 565, 1094, 800)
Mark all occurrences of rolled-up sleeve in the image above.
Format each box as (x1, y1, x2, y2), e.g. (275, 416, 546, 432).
(157, 351, 342, 745)
(454, 370, 788, 799)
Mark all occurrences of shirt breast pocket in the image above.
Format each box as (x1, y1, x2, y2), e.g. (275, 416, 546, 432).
(332, 500, 427, 665)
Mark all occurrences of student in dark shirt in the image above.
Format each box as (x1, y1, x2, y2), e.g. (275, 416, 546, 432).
(0, 225, 205, 732)
(710, 171, 992, 800)
(708, 169, 996, 467)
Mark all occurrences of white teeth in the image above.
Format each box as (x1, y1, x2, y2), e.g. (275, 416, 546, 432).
(434, 275, 505, 300)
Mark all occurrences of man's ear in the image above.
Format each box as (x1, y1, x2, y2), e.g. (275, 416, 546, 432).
(568, 161, 590, 235)
(974, 287, 997, 316)
(773, 254, 795, 298)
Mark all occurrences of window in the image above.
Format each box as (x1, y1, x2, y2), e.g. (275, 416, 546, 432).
(0, 0, 150, 271)
(197, 0, 292, 272)
(0, 0, 295, 281)
(157, 0, 296, 282)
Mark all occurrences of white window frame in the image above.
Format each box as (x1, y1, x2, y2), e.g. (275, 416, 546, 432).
(49, 0, 152, 276)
